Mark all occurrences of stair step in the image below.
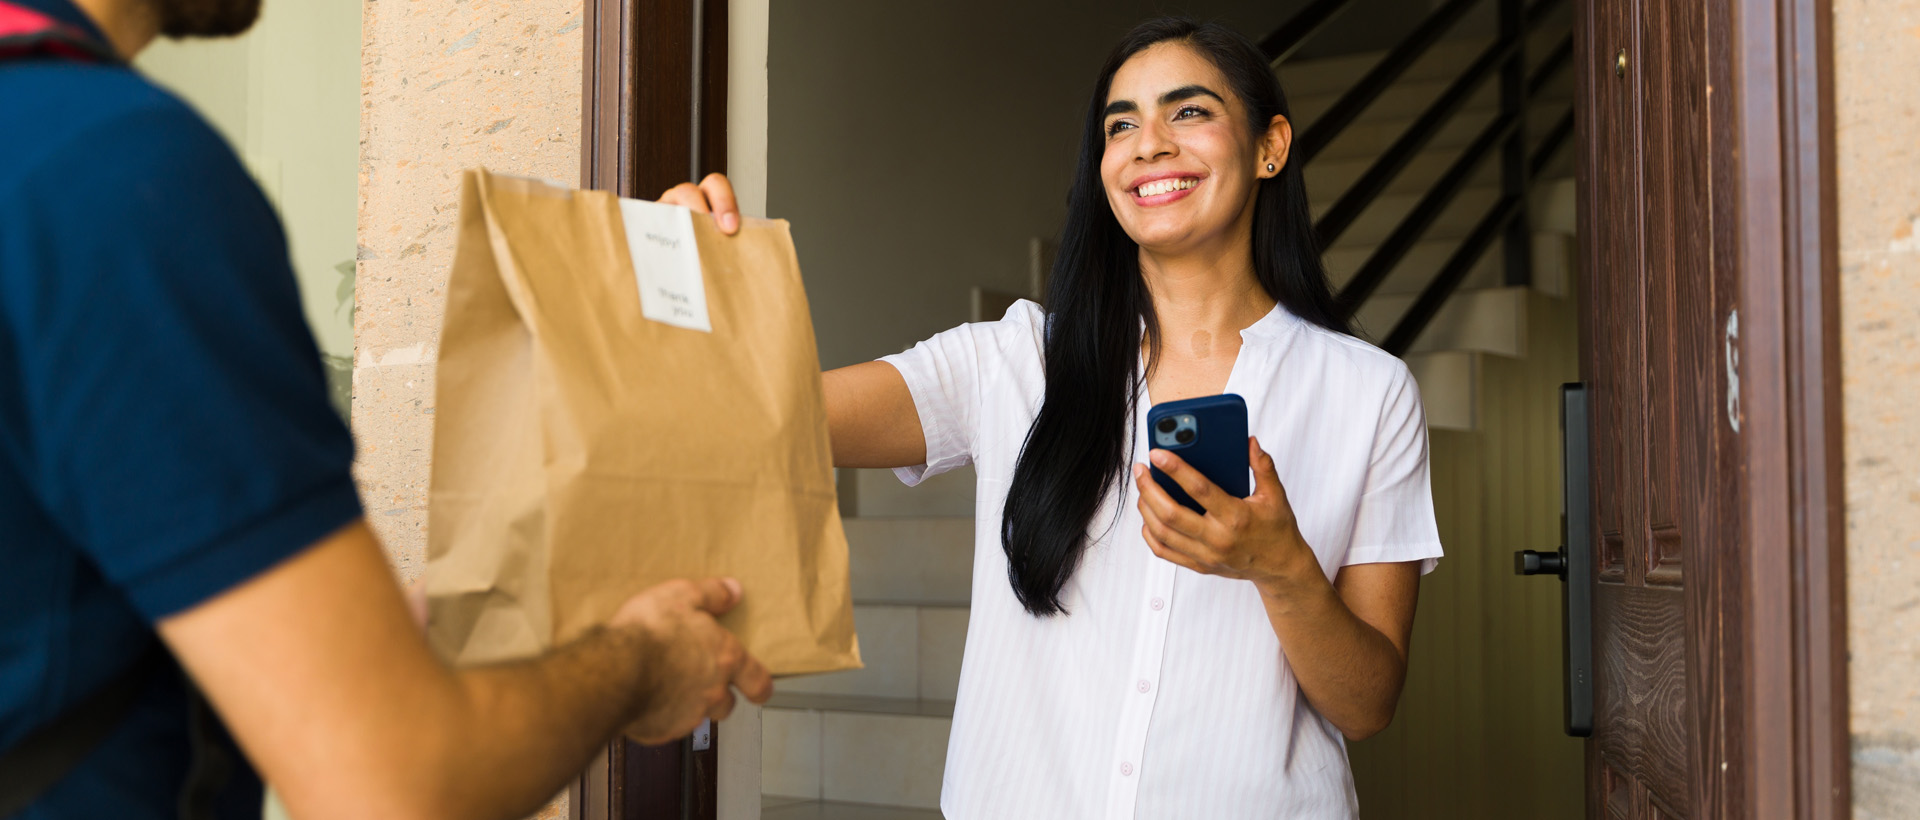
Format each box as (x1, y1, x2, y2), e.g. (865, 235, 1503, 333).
(767, 692, 956, 718)
(844, 517, 974, 604)
(1277, 37, 1496, 97)
(780, 603, 970, 702)
(1278, 28, 1574, 99)
(764, 696, 952, 810)
(762, 797, 943, 820)
(842, 465, 975, 518)
(1355, 286, 1528, 358)
(1309, 103, 1566, 163)
(1406, 350, 1479, 432)
(1324, 237, 1498, 295)
(1306, 145, 1486, 202)
(1315, 184, 1501, 248)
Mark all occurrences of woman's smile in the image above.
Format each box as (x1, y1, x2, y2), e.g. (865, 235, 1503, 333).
(1129, 172, 1207, 206)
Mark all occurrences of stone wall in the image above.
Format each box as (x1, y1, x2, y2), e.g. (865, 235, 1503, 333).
(356, 1, 585, 816)
(354, 0, 583, 575)
(1835, 0, 1920, 816)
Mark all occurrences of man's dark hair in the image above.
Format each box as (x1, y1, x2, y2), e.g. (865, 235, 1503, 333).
(155, 0, 261, 38)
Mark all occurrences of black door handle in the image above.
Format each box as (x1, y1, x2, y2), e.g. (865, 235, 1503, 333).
(1512, 383, 1593, 737)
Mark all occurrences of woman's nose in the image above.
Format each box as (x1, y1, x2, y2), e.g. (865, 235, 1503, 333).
(1134, 119, 1177, 162)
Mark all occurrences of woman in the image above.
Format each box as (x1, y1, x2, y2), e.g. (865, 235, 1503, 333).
(665, 17, 1441, 819)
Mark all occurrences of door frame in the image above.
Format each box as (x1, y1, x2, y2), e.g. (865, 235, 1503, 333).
(1720, 0, 1848, 814)
(1574, 0, 1846, 814)
(575, 0, 728, 817)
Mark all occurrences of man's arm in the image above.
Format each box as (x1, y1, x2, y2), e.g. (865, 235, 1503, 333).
(159, 520, 772, 820)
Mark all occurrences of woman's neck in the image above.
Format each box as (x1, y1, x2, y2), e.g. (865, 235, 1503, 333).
(1138, 243, 1274, 338)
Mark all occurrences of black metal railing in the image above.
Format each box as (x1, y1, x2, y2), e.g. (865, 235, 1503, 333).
(1263, 0, 1575, 355)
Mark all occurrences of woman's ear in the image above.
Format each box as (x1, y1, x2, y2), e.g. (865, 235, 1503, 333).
(1260, 115, 1294, 178)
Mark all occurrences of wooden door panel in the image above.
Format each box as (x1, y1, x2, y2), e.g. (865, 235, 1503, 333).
(1588, 0, 1643, 587)
(1583, 0, 1717, 815)
(1591, 585, 1688, 803)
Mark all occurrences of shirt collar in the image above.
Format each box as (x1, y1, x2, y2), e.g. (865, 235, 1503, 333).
(14, 0, 113, 55)
(1237, 300, 1304, 345)
(1133, 300, 1304, 345)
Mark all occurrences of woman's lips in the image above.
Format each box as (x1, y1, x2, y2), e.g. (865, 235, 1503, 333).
(1131, 176, 1203, 206)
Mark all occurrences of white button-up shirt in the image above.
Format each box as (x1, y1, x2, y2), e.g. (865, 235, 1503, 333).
(880, 300, 1442, 819)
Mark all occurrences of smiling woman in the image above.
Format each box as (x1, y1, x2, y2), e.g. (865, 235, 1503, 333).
(660, 17, 1442, 819)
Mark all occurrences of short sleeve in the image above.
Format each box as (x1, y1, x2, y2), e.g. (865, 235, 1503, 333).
(877, 302, 1038, 486)
(1344, 364, 1444, 574)
(2, 101, 362, 620)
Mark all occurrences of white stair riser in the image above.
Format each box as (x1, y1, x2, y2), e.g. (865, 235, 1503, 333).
(1311, 104, 1566, 163)
(1279, 39, 1490, 97)
(1355, 286, 1528, 358)
(845, 466, 975, 518)
(822, 712, 950, 810)
(782, 606, 922, 699)
(1316, 185, 1501, 248)
(763, 708, 823, 801)
(1306, 147, 1492, 202)
(918, 608, 969, 702)
(1293, 80, 1502, 132)
(1278, 29, 1576, 97)
(1324, 238, 1501, 296)
(844, 518, 974, 604)
(779, 605, 969, 702)
(764, 709, 952, 811)
(1407, 350, 1479, 431)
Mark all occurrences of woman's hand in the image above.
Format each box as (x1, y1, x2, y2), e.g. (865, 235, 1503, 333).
(656, 173, 743, 235)
(1132, 436, 1323, 597)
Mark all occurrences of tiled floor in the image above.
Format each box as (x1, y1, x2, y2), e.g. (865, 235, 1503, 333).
(762, 796, 944, 819)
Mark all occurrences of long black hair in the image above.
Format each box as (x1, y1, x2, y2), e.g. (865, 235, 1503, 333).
(1000, 17, 1350, 616)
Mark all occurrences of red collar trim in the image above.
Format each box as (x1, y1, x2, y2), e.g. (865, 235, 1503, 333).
(0, 1, 119, 64)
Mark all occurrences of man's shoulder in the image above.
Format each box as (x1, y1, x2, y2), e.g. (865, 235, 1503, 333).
(0, 61, 228, 189)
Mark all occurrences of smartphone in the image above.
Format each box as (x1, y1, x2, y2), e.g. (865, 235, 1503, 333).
(1146, 394, 1250, 515)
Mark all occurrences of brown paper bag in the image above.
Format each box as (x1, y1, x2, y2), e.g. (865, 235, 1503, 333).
(425, 168, 860, 677)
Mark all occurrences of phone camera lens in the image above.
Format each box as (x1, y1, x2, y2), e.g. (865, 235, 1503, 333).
(1156, 418, 1177, 434)
(1174, 428, 1195, 444)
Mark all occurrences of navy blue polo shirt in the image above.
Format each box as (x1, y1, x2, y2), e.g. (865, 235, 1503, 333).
(0, 1, 364, 816)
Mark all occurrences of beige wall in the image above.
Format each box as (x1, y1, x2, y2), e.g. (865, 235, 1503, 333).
(1836, 0, 1920, 816)
(355, 0, 585, 816)
(138, 0, 362, 414)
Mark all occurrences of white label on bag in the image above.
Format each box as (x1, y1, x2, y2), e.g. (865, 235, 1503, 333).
(617, 198, 711, 333)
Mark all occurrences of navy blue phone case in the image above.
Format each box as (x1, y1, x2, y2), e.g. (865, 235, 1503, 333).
(1146, 394, 1250, 515)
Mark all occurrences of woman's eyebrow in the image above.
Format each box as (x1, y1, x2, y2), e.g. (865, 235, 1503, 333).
(1159, 84, 1225, 106)
(1103, 84, 1227, 118)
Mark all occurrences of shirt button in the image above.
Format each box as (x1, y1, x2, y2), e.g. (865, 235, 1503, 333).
(1137, 680, 1151, 693)
(1120, 762, 1135, 777)
(1150, 597, 1165, 611)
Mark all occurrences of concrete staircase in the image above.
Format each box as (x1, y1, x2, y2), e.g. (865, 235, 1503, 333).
(1283, 30, 1579, 431)
(762, 27, 1577, 818)
(761, 484, 971, 818)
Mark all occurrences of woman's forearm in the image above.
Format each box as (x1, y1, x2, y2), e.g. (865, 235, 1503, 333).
(1256, 573, 1407, 741)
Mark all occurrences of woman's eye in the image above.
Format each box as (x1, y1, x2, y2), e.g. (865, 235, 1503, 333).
(1174, 105, 1209, 120)
(1106, 120, 1135, 137)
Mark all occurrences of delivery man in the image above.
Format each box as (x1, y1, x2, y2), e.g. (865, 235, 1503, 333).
(0, 0, 773, 817)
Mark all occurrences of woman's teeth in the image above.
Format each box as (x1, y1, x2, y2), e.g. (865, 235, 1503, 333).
(1136, 177, 1198, 197)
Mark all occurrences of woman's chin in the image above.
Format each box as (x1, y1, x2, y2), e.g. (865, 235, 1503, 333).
(1127, 226, 1216, 257)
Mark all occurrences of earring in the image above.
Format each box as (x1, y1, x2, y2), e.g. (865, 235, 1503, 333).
(1266, 163, 1276, 173)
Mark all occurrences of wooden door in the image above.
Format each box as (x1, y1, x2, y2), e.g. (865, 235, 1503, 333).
(1580, 0, 1712, 815)
(1574, 0, 1848, 816)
